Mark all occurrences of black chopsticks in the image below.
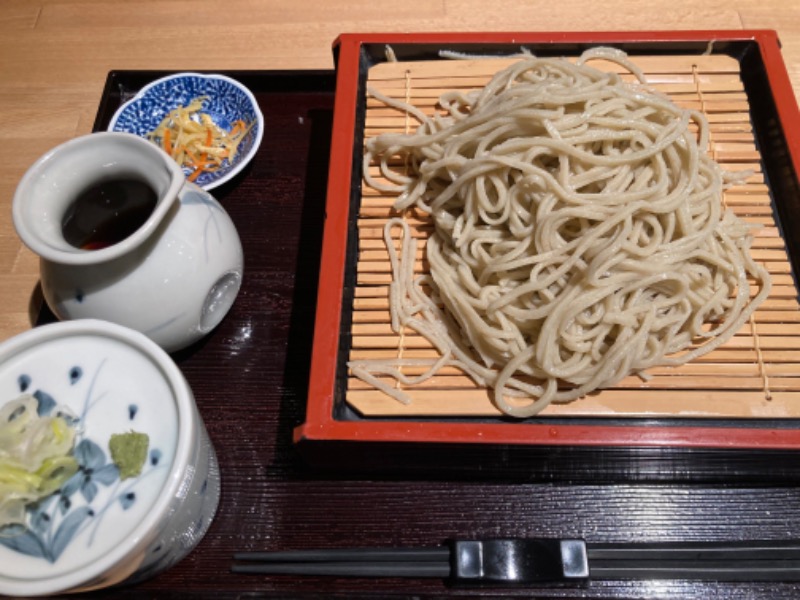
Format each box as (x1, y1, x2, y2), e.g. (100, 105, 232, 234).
(232, 538, 800, 584)
(233, 546, 451, 578)
(588, 539, 800, 581)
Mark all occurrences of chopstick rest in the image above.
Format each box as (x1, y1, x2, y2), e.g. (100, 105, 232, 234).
(234, 539, 586, 583)
(232, 538, 800, 584)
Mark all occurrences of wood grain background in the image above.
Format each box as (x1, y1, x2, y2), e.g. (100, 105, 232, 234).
(2, 0, 800, 342)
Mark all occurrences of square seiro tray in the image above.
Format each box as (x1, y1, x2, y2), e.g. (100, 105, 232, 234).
(295, 30, 800, 480)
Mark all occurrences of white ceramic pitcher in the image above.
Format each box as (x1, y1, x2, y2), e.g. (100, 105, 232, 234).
(12, 132, 244, 352)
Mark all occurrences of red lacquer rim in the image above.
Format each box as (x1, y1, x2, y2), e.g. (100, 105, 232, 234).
(300, 29, 800, 450)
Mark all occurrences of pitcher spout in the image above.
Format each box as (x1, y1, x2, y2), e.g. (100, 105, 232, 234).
(12, 132, 184, 266)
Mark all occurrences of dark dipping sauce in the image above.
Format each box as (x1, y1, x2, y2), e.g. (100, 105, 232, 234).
(61, 178, 158, 250)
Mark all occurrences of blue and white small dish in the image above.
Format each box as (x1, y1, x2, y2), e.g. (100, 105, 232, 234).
(108, 72, 264, 190)
(0, 320, 220, 596)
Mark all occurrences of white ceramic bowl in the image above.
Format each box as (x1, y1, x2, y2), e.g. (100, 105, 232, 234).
(0, 320, 220, 596)
(108, 72, 264, 190)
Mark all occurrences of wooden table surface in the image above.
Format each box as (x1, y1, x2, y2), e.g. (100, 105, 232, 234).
(5, 2, 800, 598)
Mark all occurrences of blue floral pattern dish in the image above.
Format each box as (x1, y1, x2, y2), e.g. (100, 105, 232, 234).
(0, 320, 220, 596)
(108, 73, 264, 190)
(0, 365, 165, 565)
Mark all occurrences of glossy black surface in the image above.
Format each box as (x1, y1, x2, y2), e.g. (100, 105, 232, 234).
(44, 69, 800, 599)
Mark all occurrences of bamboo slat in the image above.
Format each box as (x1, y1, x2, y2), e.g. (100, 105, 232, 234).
(346, 54, 800, 419)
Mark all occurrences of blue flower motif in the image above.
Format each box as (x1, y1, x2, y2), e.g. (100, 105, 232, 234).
(33, 390, 56, 416)
(120, 492, 136, 510)
(0, 362, 156, 565)
(69, 367, 83, 384)
(17, 374, 31, 392)
(60, 440, 119, 506)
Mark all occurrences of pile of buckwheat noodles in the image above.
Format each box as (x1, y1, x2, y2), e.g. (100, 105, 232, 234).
(350, 48, 772, 418)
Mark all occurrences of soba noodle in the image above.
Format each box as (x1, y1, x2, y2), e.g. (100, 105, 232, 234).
(350, 48, 772, 418)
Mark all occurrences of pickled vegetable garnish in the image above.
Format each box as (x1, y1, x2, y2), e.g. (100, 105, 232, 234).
(0, 395, 78, 530)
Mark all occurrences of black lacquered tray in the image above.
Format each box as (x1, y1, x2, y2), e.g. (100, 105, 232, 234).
(53, 63, 800, 600)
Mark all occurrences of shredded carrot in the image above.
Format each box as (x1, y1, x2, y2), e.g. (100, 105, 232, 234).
(146, 96, 256, 182)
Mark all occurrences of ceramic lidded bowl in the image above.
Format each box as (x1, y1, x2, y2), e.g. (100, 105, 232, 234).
(0, 320, 220, 596)
(108, 72, 264, 190)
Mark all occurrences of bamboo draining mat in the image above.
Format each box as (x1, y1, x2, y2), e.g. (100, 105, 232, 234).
(347, 54, 799, 418)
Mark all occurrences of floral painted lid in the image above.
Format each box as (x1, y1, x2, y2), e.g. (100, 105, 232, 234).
(0, 320, 188, 595)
